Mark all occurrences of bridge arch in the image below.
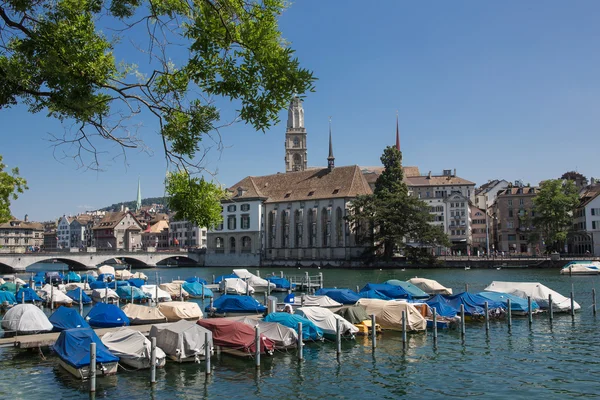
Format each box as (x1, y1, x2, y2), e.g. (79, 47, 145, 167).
(24, 258, 89, 271)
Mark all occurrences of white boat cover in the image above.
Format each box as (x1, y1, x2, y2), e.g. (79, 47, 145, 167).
(233, 269, 276, 292)
(484, 281, 581, 312)
(149, 320, 212, 360)
(40, 284, 73, 304)
(101, 327, 166, 368)
(407, 277, 453, 295)
(298, 295, 342, 308)
(233, 316, 298, 349)
(14, 278, 26, 285)
(140, 285, 172, 302)
(88, 270, 99, 278)
(115, 270, 133, 280)
(220, 278, 255, 295)
(64, 283, 90, 291)
(1, 304, 53, 334)
(295, 306, 359, 336)
(121, 304, 168, 324)
(356, 298, 427, 331)
(98, 265, 116, 276)
(131, 272, 148, 280)
(159, 283, 189, 299)
(0, 278, 4, 284)
(91, 288, 119, 302)
(158, 301, 203, 322)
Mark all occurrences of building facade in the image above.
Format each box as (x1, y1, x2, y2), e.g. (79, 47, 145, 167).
(142, 220, 170, 249)
(570, 185, 600, 255)
(92, 211, 143, 251)
(169, 220, 206, 249)
(470, 206, 488, 255)
(284, 96, 308, 173)
(475, 179, 509, 210)
(57, 216, 72, 249)
(0, 219, 44, 253)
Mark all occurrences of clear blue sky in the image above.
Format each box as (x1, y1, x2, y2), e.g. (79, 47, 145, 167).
(3, 0, 600, 221)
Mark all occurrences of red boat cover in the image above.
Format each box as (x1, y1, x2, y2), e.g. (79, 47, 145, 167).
(197, 318, 275, 354)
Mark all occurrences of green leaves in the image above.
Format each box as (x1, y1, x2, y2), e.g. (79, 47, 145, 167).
(0, 155, 28, 223)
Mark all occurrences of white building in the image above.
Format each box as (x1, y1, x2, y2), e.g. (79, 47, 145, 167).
(475, 179, 509, 211)
(169, 220, 207, 249)
(571, 185, 600, 255)
(57, 216, 72, 249)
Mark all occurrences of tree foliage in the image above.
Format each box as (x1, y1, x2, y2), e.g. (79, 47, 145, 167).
(561, 171, 588, 186)
(346, 146, 450, 261)
(0, 155, 28, 223)
(532, 179, 580, 252)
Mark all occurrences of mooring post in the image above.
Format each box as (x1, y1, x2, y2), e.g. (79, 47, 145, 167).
(50, 284, 54, 310)
(79, 289, 83, 316)
(105, 285, 108, 304)
(356, 285, 360, 294)
(570, 291, 575, 318)
(150, 337, 157, 384)
(528, 296, 533, 325)
(507, 298, 512, 331)
(371, 314, 377, 350)
(298, 322, 303, 361)
(549, 294, 554, 322)
(432, 307, 438, 346)
(484, 301, 489, 333)
(336, 318, 341, 356)
(319, 272, 324, 289)
(255, 326, 261, 368)
(301, 293, 305, 307)
(212, 274, 215, 284)
(89, 342, 97, 393)
(263, 292, 268, 306)
(401, 310, 407, 348)
(130, 286, 134, 304)
(201, 283, 205, 300)
(21, 289, 24, 304)
(245, 279, 249, 296)
(209, 297, 214, 311)
(465, 283, 469, 293)
(205, 332, 211, 375)
(179, 284, 183, 301)
(267, 280, 271, 297)
(460, 304, 465, 339)
(593, 288, 597, 317)
(280, 271, 284, 279)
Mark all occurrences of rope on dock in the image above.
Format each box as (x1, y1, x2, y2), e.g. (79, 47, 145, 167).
(38, 346, 46, 361)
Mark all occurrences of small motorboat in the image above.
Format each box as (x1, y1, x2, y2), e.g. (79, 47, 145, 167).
(91, 288, 119, 304)
(356, 298, 427, 332)
(159, 283, 189, 300)
(140, 285, 172, 303)
(219, 278, 255, 295)
(315, 288, 361, 305)
(1, 304, 53, 336)
(484, 281, 580, 312)
(157, 301, 203, 322)
(149, 320, 212, 362)
(86, 303, 130, 328)
(335, 305, 382, 335)
(182, 281, 213, 298)
(16, 287, 42, 304)
(295, 306, 359, 340)
(407, 277, 453, 295)
(263, 312, 324, 341)
(102, 328, 166, 369)
(116, 286, 148, 303)
(233, 317, 298, 350)
(39, 284, 73, 307)
(205, 295, 266, 317)
(66, 288, 92, 305)
(49, 306, 90, 331)
(266, 276, 295, 292)
(560, 261, 600, 275)
(197, 318, 275, 357)
(287, 294, 342, 310)
(232, 269, 276, 293)
(121, 304, 167, 325)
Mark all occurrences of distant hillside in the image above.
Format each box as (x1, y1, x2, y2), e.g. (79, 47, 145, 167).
(100, 197, 168, 212)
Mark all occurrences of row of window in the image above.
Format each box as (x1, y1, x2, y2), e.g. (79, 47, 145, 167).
(215, 214, 251, 231)
(450, 211, 466, 217)
(215, 236, 252, 253)
(267, 207, 345, 248)
(225, 204, 251, 213)
(450, 202, 465, 208)
(507, 199, 526, 207)
(450, 230, 466, 236)
(591, 209, 600, 216)
(472, 219, 486, 225)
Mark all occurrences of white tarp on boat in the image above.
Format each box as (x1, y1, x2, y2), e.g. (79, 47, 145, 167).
(14, 278, 26, 286)
(407, 277, 453, 295)
(140, 285, 172, 302)
(149, 320, 212, 361)
(1, 304, 53, 334)
(40, 284, 73, 305)
(101, 327, 166, 369)
(356, 298, 427, 331)
(233, 316, 298, 349)
(115, 270, 133, 280)
(91, 288, 119, 302)
(295, 306, 359, 336)
(158, 301, 203, 322)
(484, 281, 580, 312)
(220, 278, 255, 295)
(98, 265, 116, 276)
(131, 272, 148, 280)
(298, 295, 342, 308)
(159, 283, 189, 299)
(121, 304, 168, 325)
(233, 269, 276, 292)
(64, 283, 90, 291)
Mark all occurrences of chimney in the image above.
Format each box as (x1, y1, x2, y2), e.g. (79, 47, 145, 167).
(24, 214, 28, 222)
(453, 168, 456, 177)
(120, 204, 124, 212)
(427, 171, 432, 179)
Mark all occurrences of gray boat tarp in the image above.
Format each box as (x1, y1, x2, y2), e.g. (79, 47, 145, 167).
(356, 299, 427, 331)
(2, 304, 53, 334)
(149, 320, 212, 360)
(295, 307, 358, 336)
(101, 327, 166, 368)
(121, 304, 168, 325)
(297, 295, 342, 308)
(335, 305, 369, 324)
(233, 316, 297, 349)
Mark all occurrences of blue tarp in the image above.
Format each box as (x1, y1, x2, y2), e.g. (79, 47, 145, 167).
(266, 277, 294, 290)
(53, 328, 118, 368)
(214, 274, 237, 284)
(116, 286, 147, 301)
(45, 271, 61, 284)
(360, 283, 412, 299)
(65, 271, 81, 283)
(33, 275, 46, 285)
(86, 303, 130, 328)
(0, 291, 16, 304)
(443, 292, 504, 316)
(66, 288, 92, 305)
(425, 294, 459, 318)
(182, 281, 213, 298)
(357, 289, 393, 301)
(16, 288, 42, 303)
(80, 274, 96, 283)
(127, 278, 146, 288)
(97, 273, 115, 282)
(315, 288, 361, 305)
(185, 277, 208, 285)
(263, 312, 323, 341)
(49, 306, 90, 331)
(207, 295, 266, 314)
(385, 280, 430, 299)
(89, 280, 110, 290)
(477, 291, 539, 313)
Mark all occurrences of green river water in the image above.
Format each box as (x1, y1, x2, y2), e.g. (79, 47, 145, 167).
(0, 264, 599, 399)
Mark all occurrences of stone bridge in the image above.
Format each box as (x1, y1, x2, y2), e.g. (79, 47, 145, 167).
(0, 250, 204, 272)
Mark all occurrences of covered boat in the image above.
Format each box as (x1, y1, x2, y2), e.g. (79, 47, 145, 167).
(159, 283, 189, 300)
(0, 291, 17, 305)
(444, 292, 504, 318)
(185, 276, 208, 285)
(233, 269, 276, 292)
(295, 307, 359, 339)
(263, 312, 324, 341)
(477, 291, 540, 315)
(315, 288, 360, 305)
(335, 305, 382, 335)
(197, 318, 275, 357)
(385, 280, 430, 299)
(49, 306, 90, 331)
(0, 282, 17, 294)
(206, 295, 266, 316)
(66, 288, 92, 305)
(40, 284, 73, 306)
(65, 271, 81, 283)
(182, 281, 213, 298)
(158, 301, 203, 322)
(425, 294, 459, 318)
(116, 286, 147, 303)
(97, 273, 116, 283)
(80, 274, 97, 284)
(356, 299, 427, 331)
(131, 272, 148, 280)
(149, 320, 212, 362)
(484, 281, 580, 312)
(407, 277, 453, 295)
(560, 261, 600, 275)
(233, 317, 297, 349)
(128, 278, 146, 288)
(91, 288, 119, 303)
(266, 276, 294, 291)
(122, 304, 168, 325)
(219, 278, 255, 295)
(140, 285, 172, 302)
(358, 289, 393, 301)
(360, 283, 412, 299)
(102, 328, 166, 369)
(97, 265, 116, 276)
(16, 287, 42, 303)
(45, 272, 62, 284)
(64, 283, 90, 291)
(86, 303, 130, 328)
(1, 304, 53, 335)
(295, 294, 342, 309)
(115, 269, 133, 280)
(53, 328, 119, 379)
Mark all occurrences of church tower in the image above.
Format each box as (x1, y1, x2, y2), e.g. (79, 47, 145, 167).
(285, 96, 307, 172)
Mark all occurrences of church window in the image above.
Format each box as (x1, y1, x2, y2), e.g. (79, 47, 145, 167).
(281, 210, 289, 248)
(295, 209, 303, 247)
(322, 207, 331, 247)
(308, 209, 317, 247)
(268, 211, 276, 248)
(229, 237, 236, 253)
(336, 207, 343, 246)
(293, 136, 300, 148)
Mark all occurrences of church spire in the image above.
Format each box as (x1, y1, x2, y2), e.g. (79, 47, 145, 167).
(395, 111, 400, 151)
(327, 117, 335, 171)
(136, 178, 142, 211)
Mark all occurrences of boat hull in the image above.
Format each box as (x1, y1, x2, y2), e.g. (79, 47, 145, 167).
(58, 359, 118, 379)
(120, 356, 166, 369)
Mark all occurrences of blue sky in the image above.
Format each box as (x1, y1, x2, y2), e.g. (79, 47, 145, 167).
(3, 0, 600, 221)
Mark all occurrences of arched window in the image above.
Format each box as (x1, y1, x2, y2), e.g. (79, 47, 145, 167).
(322, 207, 331, 247)
(308, 208, 317, 247)
(293, 136, 300, 148)
(295, 209, 303, 247)
(241, 236, 252, 253)
(281, 210, 289, 248)
(293, 154, 302, 171)
(268, 211, 275, 248)
(215, 237, 224, 253)
(336, 207, 343, 246)
(229, 237, 236, 253)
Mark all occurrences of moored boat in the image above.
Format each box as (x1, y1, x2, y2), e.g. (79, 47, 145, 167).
(233, 317, 298, 350)
(140, 285, 172, 303)
(335, 305, 382, 335)
(295, 306, 359, 340)
(263, 312, 324, 341)
(560, 261, 600, 275)
(219, 278, 255, 295)
(356, 298, 427, 332)
(102, 327, 166, 369)
(182, 281, 213, 298)
(407, 277, 453, 295)
(66, 288, 92, 305)
(205, 294, 266, 317)
(149, 320, 212, 362)
(49, 306, 90, 331)
(232, 269, 276, 293)
(158, 301, 203, 322)
(86, 303, 130, 328)
(197, 318, 275, 357)
(315, 288, 361, 305)
(484, 281, 580, 312)
(121, 304, 168, 325)
(159, 283, 189, 300)
(1, 304, 53, 336)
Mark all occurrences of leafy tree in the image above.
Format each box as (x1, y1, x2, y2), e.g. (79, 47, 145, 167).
(0, 155, 28, 223)
(347, 146, 449, 261)
(532, 179, 580, 252)
(1, 0, 315, 221)
(561, 171, 588, 187)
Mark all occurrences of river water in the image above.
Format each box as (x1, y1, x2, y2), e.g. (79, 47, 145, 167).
(1, 264, 599, 399)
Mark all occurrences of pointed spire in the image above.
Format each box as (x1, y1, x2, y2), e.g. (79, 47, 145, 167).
(327, 116, 335, 171)
(395, 111, 400, 151)
(136, 178, 142, 211)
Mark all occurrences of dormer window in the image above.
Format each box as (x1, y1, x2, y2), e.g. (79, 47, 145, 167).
(332, 188, 340, 195)
(308, 191, 315, 196)
(284, 192, 291, 199)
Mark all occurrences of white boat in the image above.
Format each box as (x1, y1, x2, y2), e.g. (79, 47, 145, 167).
(91, 288, 119, 303)
(233, 316, 298, 350)
(140, 285, 172, 302)
(159, 283, 189, 300)
(1, 304, 53, 336)
(121, 304, 168, 325)
(39, 284, 73, 306)
(131, 272, 148, 280)
(233, 269, 276, 293)
(560, 261, 600, 275)
(407, 277, 453, 295)
(149, 320, 213, 362)
(101, 328, 166, 369)
(356, 298, 427, 332)
(219, 278, 255, 295)
(157, 301, 203, 322)
(294, 294, 342, 309)
(97, 265, 116, 276)
(484, 281, 580, 312)
(295, 306, 358, 338)
(115, 270, 133, 280)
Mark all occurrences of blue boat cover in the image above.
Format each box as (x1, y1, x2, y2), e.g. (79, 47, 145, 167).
(207, 295, 266, 313)
(360, 283, 412, 299)
(89, 280, 110, 290)
(477, 291, 539, 313)
(16, 288, 42, 302)
(182, 281, 213, 297)
(127, 278, 146, 288)
(358, 289, 394, 301)
(53, 328, 118, 368)
(443, 292, 504, 316)
(116, 286, 147, 301)
(97, 273, 115, 282)
(65, 271, 81, 283)
(80, 274, 96, 283)
(0, 291, 16, 304)
(315, 288, 360, 305)
(284, 293, 296, 304)
(45, 271, 61, 284)
(66, 288, 92, 304)
(214, 274, 237, 284)
(185, 277, 208, 285)
(86, 303, 130, 328)
(263, 312, 323, 341)
(385, 280, 430, 299)
(425, 294, 459, 318)
(266, 277, 294, 290)
(33, 275, 45, 285)
(49, 306, 90, 331)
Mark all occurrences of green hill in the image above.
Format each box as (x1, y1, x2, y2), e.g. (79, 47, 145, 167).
(100, 197, 168, 212)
